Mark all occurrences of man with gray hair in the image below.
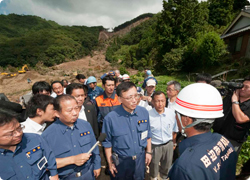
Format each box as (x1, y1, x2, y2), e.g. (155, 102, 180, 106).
(166, 80, 181, 110)
(115, 70, 122, 78)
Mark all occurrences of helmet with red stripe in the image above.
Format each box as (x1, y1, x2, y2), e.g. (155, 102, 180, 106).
(174, 83, 223, 119)
(174, 83, 223, 136)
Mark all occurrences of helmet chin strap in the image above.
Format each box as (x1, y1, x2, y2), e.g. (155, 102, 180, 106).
(176, 112, 214, 137)
(176, 113, 187, 137)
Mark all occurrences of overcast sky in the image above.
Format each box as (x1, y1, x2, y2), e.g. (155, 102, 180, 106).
(0, 0, 164, 29)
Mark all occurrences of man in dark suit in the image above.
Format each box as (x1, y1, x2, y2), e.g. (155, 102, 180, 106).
(66, 83, 99, 138)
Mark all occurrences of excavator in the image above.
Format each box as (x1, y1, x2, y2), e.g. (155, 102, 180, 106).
(18, 64, 29, 74)
(0, 72, 17, 77)
(0, 64, 29, 78)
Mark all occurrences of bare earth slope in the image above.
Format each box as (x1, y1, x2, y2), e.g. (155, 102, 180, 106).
(0, 49, 137, 102)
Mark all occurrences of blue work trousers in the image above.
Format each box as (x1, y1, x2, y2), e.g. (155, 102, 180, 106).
(110, 150, 145, 180)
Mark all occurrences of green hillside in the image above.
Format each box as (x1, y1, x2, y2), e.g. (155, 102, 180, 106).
(106, 0, 250, 77)
(0, 14, 104, 67)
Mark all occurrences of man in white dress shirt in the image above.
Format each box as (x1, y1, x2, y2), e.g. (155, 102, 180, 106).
(22, 94, 56, 135)
(149, 91, 178, 180)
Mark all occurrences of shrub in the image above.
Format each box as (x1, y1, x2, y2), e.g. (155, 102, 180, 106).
(183, 32, 228, 72)
(119, 66, 129, 75)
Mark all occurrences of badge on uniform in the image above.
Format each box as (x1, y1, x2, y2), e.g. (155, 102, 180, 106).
(80, 131, 91, 137)
(37, 156, 48, 170)
(26, 145, 42, 158)
(138, 119, 148, 125)
(141, 130, 148, 140)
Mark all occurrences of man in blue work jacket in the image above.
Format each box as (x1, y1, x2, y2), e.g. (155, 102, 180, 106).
(102, 82, 152, 180)
(168, 83, 237, 180)
(42, 94, 101, 180)
(0, 110, 59, 180)
(86, 76, 104, 101)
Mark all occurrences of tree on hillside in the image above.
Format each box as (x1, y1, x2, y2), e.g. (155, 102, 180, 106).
(208, 0, 234, 27)
(155, 0, 209, 71)
(0, 14, 102, 67)
(183, 31, 228, 72)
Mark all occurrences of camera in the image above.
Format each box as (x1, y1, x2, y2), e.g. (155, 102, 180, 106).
(215, 80, 243, 96)
(221, 82, 244, 89)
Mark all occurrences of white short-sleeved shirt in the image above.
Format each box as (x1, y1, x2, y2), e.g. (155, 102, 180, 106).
(149, 107, 178, 145)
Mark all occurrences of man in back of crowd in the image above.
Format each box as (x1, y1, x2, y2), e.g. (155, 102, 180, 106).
(168, 83, 237, 180)
(122, 74, 130, 82)
(195, 73, 212, 84)
(66, 83, 99, 138)
(61, 79, 69, 88)
(21, 81, 52, 107)
(100, 71, 116, 80)
(213, 76, 250, 155)
(115, 78, 123, 88)
(42, 95, 101, 179)
(0, 110, 59, 180)
(102, 82, 152, 180)
(32, 81, 52, 95)
(136, 87, 152, 111)
(146, 70, 154, 78)
(142, 79, 157, 106)
(166, 80, 181, 110)
(51, 81, 64, 98)
(22, 94, 55, 135)
(76, 74, 87, 85)
(149, 91, 178, 180)
(87, 76, 104, 101)
(115, 70, 122, 78)
(142, 76, 158, 89)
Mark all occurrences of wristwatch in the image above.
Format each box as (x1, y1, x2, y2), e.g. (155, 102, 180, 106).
(232, 101, 239, 105)
(146, 151, 152, 155)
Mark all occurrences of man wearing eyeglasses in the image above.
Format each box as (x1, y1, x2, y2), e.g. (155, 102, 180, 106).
(166, 80, 181, 110)
(42, 95, 101, 179)
(102, 82, 152, 180)
(0, 111, 59, 180)
(51, 81, 65, 98)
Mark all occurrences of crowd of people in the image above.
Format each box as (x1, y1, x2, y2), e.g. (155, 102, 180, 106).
(0, 70, 250, 180)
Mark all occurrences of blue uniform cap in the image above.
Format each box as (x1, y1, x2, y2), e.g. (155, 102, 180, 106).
(87, 76, 97, 84)
(146, 70, 152, 76)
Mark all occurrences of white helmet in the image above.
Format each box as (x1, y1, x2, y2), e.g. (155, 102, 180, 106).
(122, 74, 130, 80)
(174, 83, 223, 118)
(174, 83, 223, 135)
